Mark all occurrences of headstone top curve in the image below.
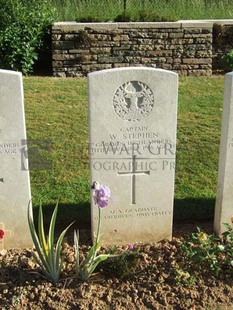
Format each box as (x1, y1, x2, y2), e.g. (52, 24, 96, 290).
(0, 69, 22, 77)
(88, 67, 178, 78)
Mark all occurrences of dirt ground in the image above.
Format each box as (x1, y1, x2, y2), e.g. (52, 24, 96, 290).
(0, 221, 233, 310)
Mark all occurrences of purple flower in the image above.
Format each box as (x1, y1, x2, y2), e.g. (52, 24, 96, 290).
(127, 244, 134, 251)
(92, 182, 112, 208)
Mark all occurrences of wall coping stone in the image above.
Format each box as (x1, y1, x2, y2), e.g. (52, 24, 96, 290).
(178, 19, 233, 25)
(53, 20, 217, 32)
(53, 20, 233, 32)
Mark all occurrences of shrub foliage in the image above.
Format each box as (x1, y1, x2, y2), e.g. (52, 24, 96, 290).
(0, 0, 53, 75)
(221, 50, 233, 72)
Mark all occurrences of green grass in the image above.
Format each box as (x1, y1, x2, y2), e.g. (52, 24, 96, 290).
(24, 76, 224, 225)
(24, 77, 90, 228)
(51, 0, 233, 22)
(175, 76, 223, 220)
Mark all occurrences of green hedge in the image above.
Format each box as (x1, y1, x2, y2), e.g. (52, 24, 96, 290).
(0, 0, 53, 75)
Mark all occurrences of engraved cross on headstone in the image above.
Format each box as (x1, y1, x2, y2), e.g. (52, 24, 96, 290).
(118, 155, 150, 205)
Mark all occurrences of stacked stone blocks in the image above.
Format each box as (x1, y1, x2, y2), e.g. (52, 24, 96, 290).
(52, 22, 213, 77)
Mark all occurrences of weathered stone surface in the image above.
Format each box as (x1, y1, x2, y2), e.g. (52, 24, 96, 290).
(196, 50, 212, 57)
(215, 73, 233, 235)
(169, 32, 183, 38)
(80, 54, 98, 62)
(52, 41, 75, 49)
(98, 56, 124, 64)
(52, 61, 63, 68)
(150, 33, 169, 39)
(69, 49, 90, 54)
(113, 63, 130, 68)
(183, 58, 212, 64)
(89, 34, 112, 41)
(82, 64, 112, 73)
(146, 50, 173, 57)
(53, 54, 76, 61)
(89, 67, 178, 245)
(112, 34, 129, 41)
(0, 70, 31, 250)
(90, 47, 112, 54)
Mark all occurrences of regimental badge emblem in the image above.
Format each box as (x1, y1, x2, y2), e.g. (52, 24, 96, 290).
(113, 81, 154, 122)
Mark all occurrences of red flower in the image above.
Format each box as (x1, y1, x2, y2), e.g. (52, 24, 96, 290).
(0, 229, 4, 239)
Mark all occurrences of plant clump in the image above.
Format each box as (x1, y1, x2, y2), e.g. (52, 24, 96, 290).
(0, 0, 54, 75)
(221, 49, 233, 72)
(182, 223, 233, 277)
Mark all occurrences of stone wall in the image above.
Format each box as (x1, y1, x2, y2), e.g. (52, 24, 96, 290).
(51, 21, 233, 77)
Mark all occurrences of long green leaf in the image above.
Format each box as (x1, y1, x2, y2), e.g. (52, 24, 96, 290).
(38, 202, 47, 251)
(78, 254, 111, 281)
(38, 203, 56, 274)
(88, 254, 110, 275)
(47, 201, 59, 274)
(82, 242, 102, 265)
(48, 202, 58, 248)
(54, 221, 74, 275)
(74, 230, 80, 274)
(38, 202, 49, 260)
(78, 267, 89, 281)
(27, 202, 52, 274)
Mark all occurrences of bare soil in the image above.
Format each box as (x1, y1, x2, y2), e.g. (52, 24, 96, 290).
(1, 221, 233, 310)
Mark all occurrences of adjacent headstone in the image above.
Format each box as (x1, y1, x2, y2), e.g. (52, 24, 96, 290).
(0, 69, 32, 250)
(214, 72, 233, 235)
(89, 68, 178, 245)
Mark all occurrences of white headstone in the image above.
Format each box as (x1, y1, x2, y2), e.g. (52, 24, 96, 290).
(214, 72, 233, 235)
(89, 68, 178, 245)
(0, 69, 32, 249)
